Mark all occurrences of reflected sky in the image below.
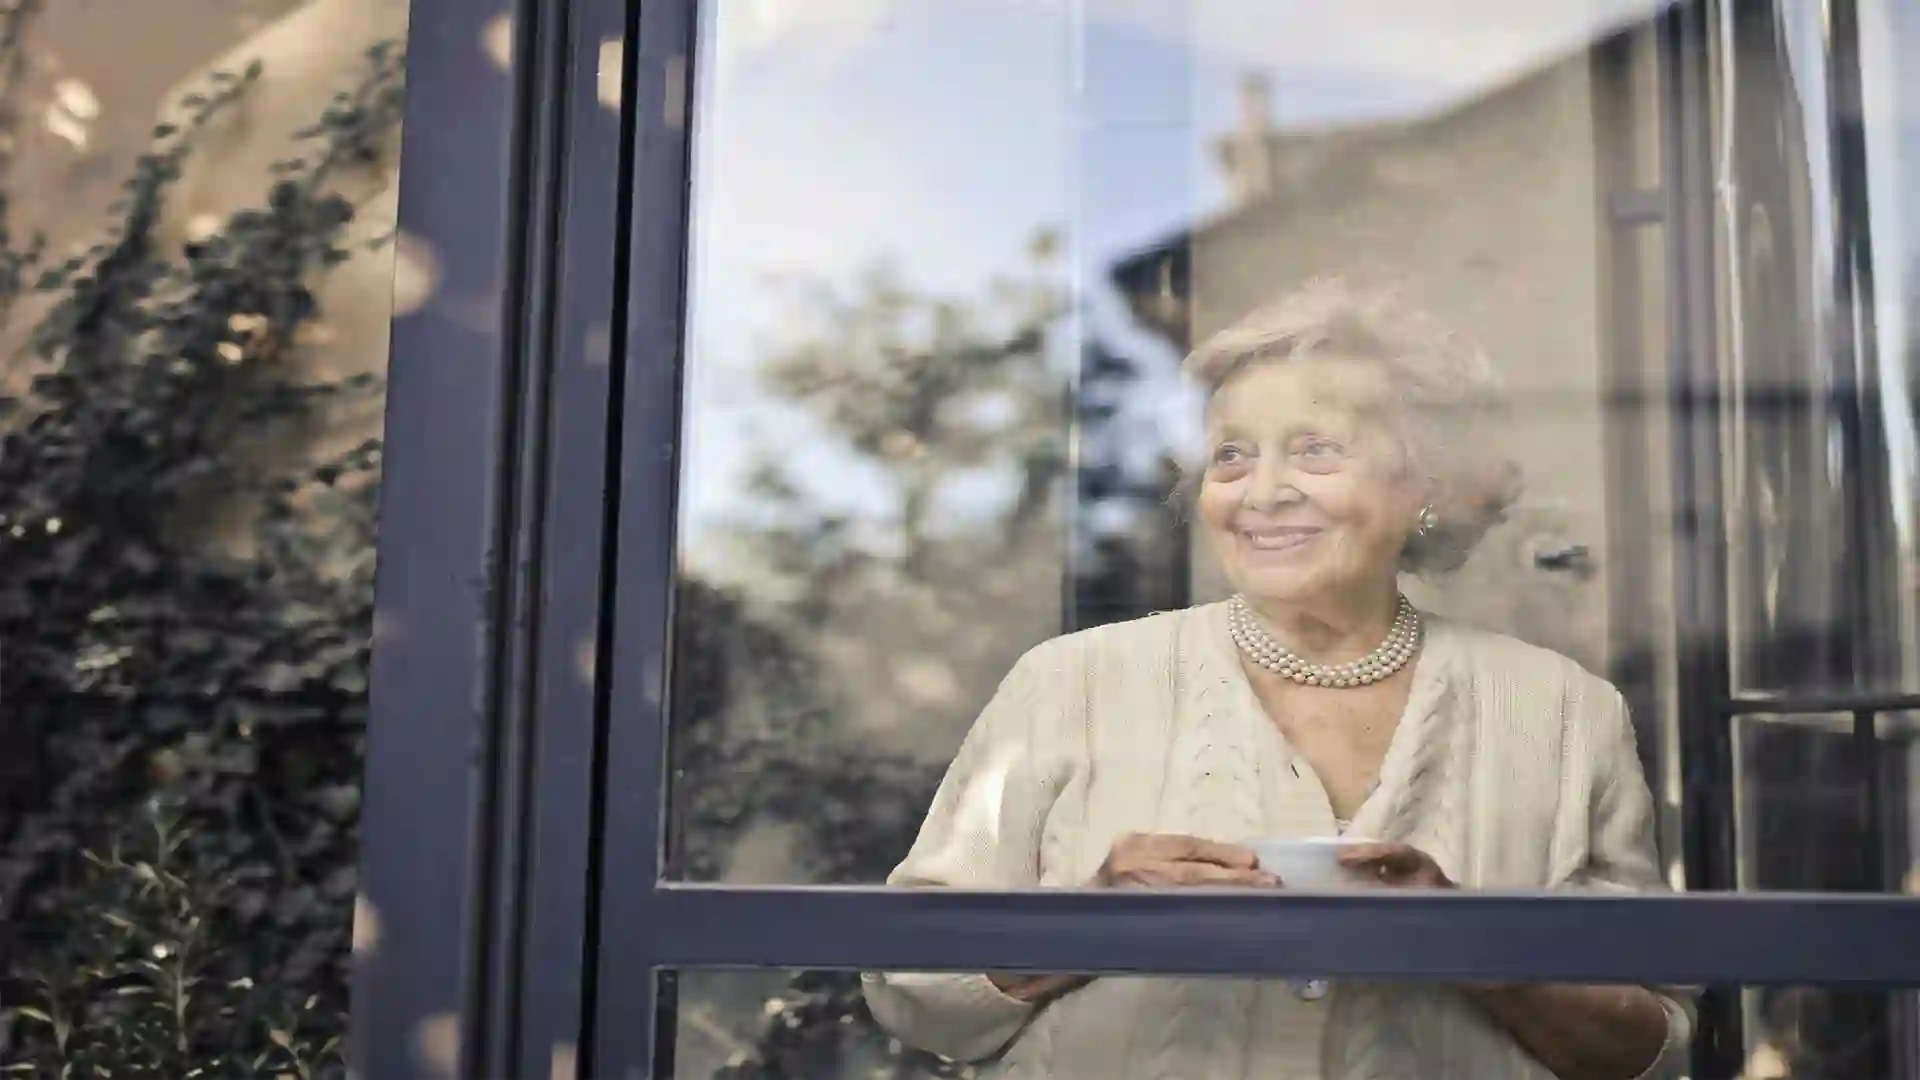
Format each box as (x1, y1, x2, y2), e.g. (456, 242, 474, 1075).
(677, 0, 1683, 578)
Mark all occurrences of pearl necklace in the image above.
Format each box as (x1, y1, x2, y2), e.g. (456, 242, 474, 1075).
(1227, 594, 1421, 687)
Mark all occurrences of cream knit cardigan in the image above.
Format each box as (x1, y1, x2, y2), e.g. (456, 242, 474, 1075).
(863, 602, 1692, 1080)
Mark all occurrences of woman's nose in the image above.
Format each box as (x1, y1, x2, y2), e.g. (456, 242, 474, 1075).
(1243, 464, 1300, 511)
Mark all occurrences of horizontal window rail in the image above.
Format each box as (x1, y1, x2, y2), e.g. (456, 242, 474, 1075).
(627, 885, 1920, 987)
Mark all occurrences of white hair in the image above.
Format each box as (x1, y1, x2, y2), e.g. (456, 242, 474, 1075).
(1179, 277, 1522, 574)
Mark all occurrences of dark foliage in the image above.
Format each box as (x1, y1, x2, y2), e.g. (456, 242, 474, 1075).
(670, 582, 942, 886)
(675, 254, 1085, 1080)
(672, 584, 961, 1080)
(0, 38, 402, 1078)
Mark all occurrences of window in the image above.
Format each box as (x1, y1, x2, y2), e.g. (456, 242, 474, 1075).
(357, 1, 1920, 1078)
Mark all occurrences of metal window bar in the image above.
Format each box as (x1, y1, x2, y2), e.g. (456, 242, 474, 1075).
(350, 0, 629, 1076)
(1725, 694, 1920, 898)
(351, 0, 549, 1069)
(1706, 696, 1910, 1079)
(590, 0, 696, 1074)
(1656, 4, 1748, 1072)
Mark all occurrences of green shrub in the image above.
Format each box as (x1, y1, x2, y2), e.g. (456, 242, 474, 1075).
(0, 34, 400, 1078)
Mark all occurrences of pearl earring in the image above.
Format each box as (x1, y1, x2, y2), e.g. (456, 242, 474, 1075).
(1415, 504, 1440, 536)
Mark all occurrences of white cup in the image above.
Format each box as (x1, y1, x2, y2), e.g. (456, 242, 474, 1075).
(1245, 836, 1377, 889)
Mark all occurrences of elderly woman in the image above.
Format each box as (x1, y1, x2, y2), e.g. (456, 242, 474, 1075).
(861, 281, 1691, 1080)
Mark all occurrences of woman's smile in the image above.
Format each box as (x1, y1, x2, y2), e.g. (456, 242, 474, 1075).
(1239, 524, 1324, 553)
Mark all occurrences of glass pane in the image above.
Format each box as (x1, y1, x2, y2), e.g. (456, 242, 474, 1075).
(667, 969, 1920, 1080)
(664, 0, 1917, 904)
(0, 1, 406, 1074)
(1857, 0, 1920, 696)
(1731, 712, 1915, 892)
(1720, 0, 1920, 697)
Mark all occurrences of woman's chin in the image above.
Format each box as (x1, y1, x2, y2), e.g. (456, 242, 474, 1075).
(1231, 566, 1325, 605)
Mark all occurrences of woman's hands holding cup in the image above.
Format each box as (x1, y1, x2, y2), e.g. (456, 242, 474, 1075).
(1335, 840, 1455, 889)
(1092, 832, 1281, 888)
(991, 840, 1449, 1008)
(989, 833, 1278, 1006)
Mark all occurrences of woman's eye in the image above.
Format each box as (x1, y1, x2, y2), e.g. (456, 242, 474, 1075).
(1293, 439, 1346, 468)
(1212, 444, 1247, 466)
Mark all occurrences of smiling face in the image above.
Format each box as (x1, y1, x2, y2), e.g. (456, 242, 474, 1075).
(1195, 356, 1427, 607)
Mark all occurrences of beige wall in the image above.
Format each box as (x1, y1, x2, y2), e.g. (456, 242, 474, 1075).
(1184, 51, 1625, 674)
(158, 0, 409, 550)
(2, 0, 408, 551)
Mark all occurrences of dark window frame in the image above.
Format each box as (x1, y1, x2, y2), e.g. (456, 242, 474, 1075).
(350, 0, 629, 1075)
(355, 2, 1920, 1079)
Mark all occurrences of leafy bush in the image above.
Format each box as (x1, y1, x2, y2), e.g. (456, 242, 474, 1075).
(0, 37, 401, 1079)
(7, 805, 345, 1079)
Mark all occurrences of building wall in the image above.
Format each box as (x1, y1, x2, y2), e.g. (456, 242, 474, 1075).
(1, 0, 406, 551)
(1183, 51, 1620, 674)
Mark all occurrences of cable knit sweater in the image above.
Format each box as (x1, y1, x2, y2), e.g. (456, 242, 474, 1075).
(862, 602, 1692, 1080)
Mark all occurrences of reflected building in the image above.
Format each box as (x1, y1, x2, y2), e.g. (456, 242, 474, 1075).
(1107, 50, 1645, 675)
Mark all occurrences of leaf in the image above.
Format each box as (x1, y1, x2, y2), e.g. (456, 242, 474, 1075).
(11, 1006, 55, 1025)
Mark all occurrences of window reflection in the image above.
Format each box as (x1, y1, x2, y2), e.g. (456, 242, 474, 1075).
(667, 0, 1920, 921)
(670, 970, 1915, 1080)
(665, 0, 1920, 1074)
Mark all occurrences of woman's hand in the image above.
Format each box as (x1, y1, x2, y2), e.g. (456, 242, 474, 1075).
(1335, 842, 1671, 1079)
(986, 972, 1091, 1004)
(1093, 833, 1280, 888)
(1336, 840, 1455, 889)
(985, 835, 1273, 1009)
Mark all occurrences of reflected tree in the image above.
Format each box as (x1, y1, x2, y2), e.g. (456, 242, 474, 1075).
(1070, 333, 1188, 629)
(670, 580, 939, 887)
(673, 580, 959, 1080)
(680, 238, 1079, 1079)
(680, 236, 1197, 1077)
(678, 229, 1210, 1079)
(751, 241, 1068, 581)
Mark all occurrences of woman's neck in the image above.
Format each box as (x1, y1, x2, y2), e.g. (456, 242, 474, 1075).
(1243, 578, 1401, 665)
